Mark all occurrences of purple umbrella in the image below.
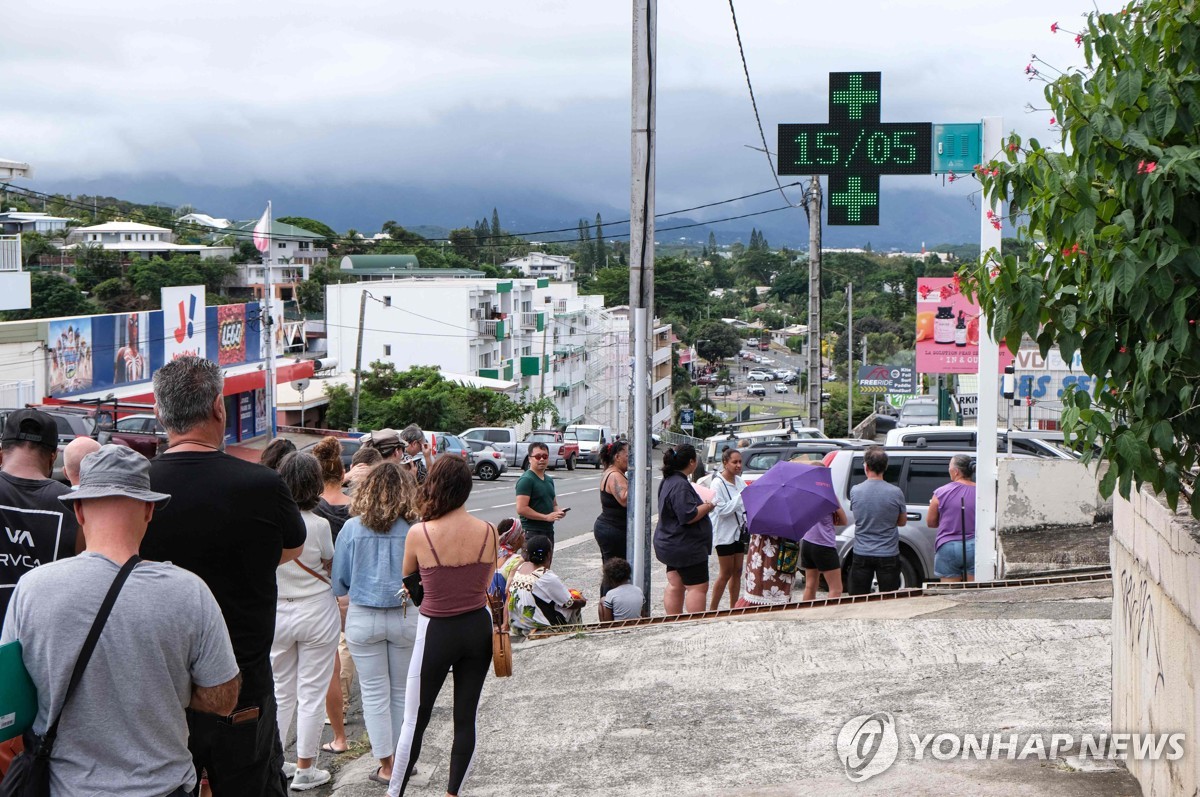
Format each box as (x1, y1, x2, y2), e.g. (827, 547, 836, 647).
(741, 461, 840, 542)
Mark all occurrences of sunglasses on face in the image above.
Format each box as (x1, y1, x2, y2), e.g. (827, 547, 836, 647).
(531, 454, 549, 460)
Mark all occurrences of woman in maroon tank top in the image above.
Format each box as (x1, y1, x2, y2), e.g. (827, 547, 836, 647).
(388, 457, 497, 797)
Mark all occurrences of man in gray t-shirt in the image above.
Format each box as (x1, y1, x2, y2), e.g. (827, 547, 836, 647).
(0, 445, 240, 797)
(847, 447, 907, 595)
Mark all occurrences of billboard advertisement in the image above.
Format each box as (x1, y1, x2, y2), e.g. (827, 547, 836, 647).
(216, 304, 247, 365)
(45, 300, 262, 398)
(112, 311, 150, 385)
(856, 364, 916, 395)
(915, 277, 1013, 374)
(48, 318, 93, 395)
(162, 285, 206, 362)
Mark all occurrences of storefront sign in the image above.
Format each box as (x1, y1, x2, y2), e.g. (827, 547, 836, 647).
(915, 277, 1013, 374)
(856, 364, 915, 394)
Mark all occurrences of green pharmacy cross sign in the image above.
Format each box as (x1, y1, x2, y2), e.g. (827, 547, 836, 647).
(778, 72, 932, 225)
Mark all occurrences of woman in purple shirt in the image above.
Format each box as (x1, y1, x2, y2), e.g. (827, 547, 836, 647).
(927, 454, 977, 582)
(800, 461, 849, 600)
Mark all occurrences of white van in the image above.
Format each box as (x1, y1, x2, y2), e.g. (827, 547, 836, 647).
(896, 397, 940, 428)
(564, 424, 615, 469)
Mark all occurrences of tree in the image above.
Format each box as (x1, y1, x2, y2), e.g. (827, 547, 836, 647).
(576, 220, 594, 274)
(594, 213, 608, 268)
(277, 216, 337, 246)
(589, 265, 629, 308)
(653, 256, 710, 323)
(19, 232, 56, 267)
(692, 320, 742, 364)
(821, 382, 875, 438)
(971, 0, 1200, 514)
(491, 208, 501, 238)
(2, 272, 97, 321)
(448, 227, 480, 262)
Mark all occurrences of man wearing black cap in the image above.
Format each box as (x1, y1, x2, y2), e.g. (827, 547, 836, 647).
(0, 409, 80, 633)
(1, 445, 240, 797)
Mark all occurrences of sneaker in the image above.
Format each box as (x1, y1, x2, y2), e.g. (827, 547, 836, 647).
(282, 762, 297, 779)
(290, 767, 331, 791)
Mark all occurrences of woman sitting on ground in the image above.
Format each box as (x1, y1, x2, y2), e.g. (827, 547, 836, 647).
(507, 535, 586, 635)
(488, 517, 526, 598)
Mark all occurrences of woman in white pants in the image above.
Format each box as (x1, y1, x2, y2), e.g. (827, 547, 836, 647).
(272, 452, 341, 791)
(332, 462, 420, 786)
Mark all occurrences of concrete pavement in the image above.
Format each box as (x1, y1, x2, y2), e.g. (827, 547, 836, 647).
(313, 522, 1135, 796)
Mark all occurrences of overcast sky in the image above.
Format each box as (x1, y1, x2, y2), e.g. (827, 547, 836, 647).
(2, 1, 1097, 218)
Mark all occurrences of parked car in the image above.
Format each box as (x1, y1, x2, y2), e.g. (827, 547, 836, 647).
(564, 424, 615, 468)
(98, 413, 167, 459)
(701, 426, 824, 470)
(459, 427, 577, 470)
(714, 385, 731, 397)
(747, 338, 760, 347)
(823, 446, 1036, 589)
(695, 374, 714, 386)
(464, 439, 508, 481)
(739, 444, 854, 485)
(747, 370, 772, 382)
(883, 426, 1077, 459)
(747, 383, 766, 397)
(773, 383, 789, 394)
(896, 396, 940, 428)
(425, 431, 471, 462)
(298, 436, 364, 470)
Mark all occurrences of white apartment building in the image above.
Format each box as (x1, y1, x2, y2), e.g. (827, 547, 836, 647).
(502, 252, 576, 282)
(603, 305, 673, 434)
(543, 283, 606, 427)
(325, 277, 556, 400)
(65, 221, 234, 260)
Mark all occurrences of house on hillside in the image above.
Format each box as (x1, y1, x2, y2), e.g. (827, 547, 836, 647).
(502, 252, 576, 282)
(63, 221, 234, 260)
(177, 212, 231, 229)
(0, 211, 74, 235)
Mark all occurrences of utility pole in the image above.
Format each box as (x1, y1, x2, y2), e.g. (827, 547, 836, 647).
(628, 0, 656, 613)
(350, 288, 368, 431)
(806, 178, 822, 430)
(262, 201, 277, 440)
(846, 280, 853, 433)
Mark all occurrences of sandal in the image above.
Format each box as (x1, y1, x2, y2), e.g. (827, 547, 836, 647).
(367, 767, 390, 785)
(321, 742, 348, 754)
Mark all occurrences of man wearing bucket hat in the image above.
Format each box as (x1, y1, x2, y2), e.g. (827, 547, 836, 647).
(1, 445, 241, 797)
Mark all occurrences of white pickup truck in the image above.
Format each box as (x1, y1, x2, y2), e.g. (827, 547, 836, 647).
(459, 427, 580, 470)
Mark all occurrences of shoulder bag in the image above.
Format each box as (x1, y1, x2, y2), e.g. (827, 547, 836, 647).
(486, 590, 512, 678)
(0, 556, 140, 797)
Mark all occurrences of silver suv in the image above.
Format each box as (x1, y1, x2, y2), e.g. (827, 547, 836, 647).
(824, 447, 1032, 588)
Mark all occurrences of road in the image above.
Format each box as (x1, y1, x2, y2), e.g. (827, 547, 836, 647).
(465, 460, 657, 547)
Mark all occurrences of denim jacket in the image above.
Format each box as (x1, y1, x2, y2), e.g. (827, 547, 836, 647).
(331, 515, 410, 608)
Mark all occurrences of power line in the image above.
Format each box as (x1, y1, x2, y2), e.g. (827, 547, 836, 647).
(3, 181, 805, 253)
(727, 0, 802, 209)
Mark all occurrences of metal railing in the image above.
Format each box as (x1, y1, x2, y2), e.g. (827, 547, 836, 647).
(520, 312, 540, 328)
(480, 319, 499, 337)
(657, 429, 703, 448)
(0, 235, 21, 272)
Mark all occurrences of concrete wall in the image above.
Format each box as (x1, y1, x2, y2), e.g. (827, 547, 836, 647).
(1112, 486, 1200, 796)
(997, 457, 1104, 530)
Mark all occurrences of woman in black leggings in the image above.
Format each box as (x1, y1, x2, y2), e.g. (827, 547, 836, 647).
(592, 440, 629, 595)
(389, 456, 498, 797)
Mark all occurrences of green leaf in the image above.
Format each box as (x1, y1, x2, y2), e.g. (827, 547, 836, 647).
(1060, 304, 1078, 331)
(1150, 97, 1177, 138)
(1099, 463, 1117, 498)
(1114, 257, 1138, 295)
(1115, 71, 1142, 108)
(1152, 420, 1175, 451)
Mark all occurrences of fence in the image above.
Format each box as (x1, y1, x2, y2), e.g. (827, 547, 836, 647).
(0, 236, 20, 272)
(0, 380, 36, 407)
(657, 429, 704, 449)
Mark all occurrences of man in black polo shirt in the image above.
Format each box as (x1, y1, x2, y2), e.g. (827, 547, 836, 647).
(140, 356, 306, 796)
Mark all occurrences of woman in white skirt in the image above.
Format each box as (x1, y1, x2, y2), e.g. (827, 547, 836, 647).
(272, 452, 341, 790)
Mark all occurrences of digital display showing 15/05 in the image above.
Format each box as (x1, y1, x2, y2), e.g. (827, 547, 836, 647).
(777, 123, 932, 176)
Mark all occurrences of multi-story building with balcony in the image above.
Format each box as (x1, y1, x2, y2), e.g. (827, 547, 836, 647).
(324, 277, 555, 396)
(64, 221, 234, 261)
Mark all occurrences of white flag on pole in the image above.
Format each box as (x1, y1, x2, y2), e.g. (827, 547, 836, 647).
(252, 204, 271, 253)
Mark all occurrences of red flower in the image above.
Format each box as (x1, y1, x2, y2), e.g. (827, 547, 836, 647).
(1119, 346, 1128, 354)
(991, 220, 1002, 230)
(1050, 117, 1057, 125)
(1008, 143, 1019, 151)
(1075, 34, 1083, 46)
(1050, 22, 1059, 32)
(1137, 160, 1158, 174)
(986, 210, 995, 219)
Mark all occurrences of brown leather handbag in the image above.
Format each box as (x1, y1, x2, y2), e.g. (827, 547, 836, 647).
(486, 591, 512, 678)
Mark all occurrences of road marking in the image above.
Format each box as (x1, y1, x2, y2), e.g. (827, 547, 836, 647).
(558, 491, 578, 497)
(580, 487, 598, 493)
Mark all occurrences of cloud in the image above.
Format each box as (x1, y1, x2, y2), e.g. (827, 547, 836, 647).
(1, 0, 1091, 212)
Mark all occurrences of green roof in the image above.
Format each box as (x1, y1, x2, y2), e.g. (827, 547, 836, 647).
(340, 255, 420, 271)
(226, 219, 326, 241)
